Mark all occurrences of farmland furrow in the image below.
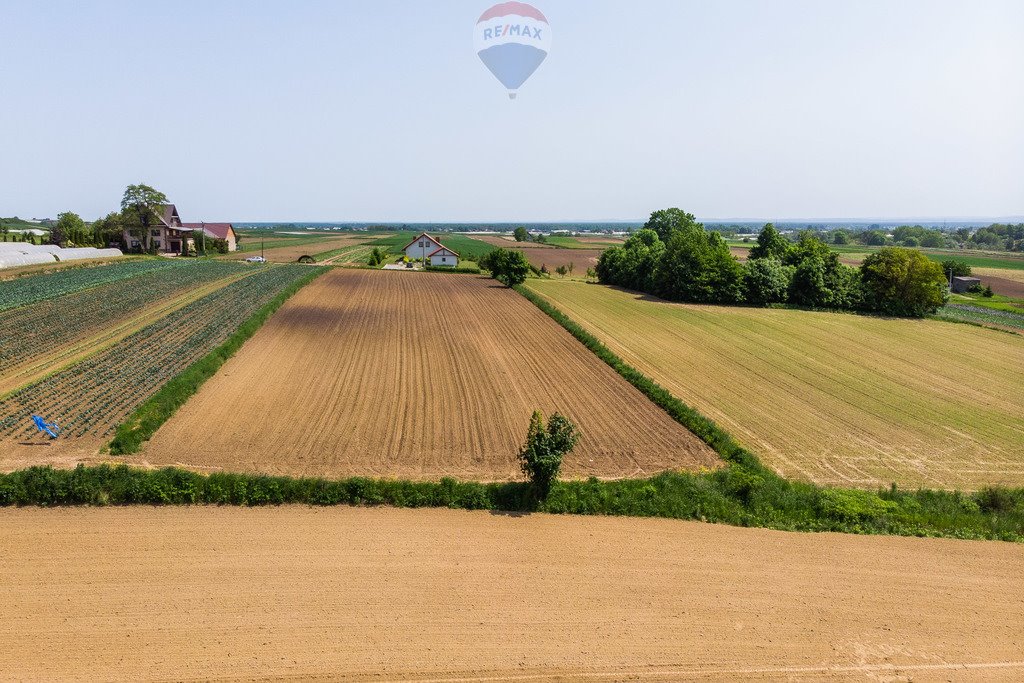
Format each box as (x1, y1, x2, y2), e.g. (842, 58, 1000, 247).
(137, 269, 721, 481)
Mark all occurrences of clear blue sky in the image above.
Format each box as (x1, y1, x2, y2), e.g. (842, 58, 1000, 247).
(1, 0, 1021, 222)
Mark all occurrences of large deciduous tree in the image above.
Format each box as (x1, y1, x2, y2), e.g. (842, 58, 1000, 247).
(51, 211, 85, 246)
(480, 248, 531, 286)
(642, 208, 701, 243)
(120, 184, 168, 252)
(748, 223, 791, 261)
(860, 247, 948, 317)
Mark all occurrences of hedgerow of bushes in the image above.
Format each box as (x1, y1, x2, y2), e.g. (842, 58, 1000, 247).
(1, 463, 1020, 541)
(107, 266, 328, 454)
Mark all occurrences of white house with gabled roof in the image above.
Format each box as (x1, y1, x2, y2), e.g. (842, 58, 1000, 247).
(402, 232, 459, 267)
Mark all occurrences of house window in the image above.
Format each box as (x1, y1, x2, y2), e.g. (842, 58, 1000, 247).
(442, 257, 447, 263)
(151, 229, 161, 237)
(418, 241, 424, 247)
(153, 240, 161, 249)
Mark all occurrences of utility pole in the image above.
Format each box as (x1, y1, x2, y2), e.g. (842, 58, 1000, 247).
(261, 239, 265, 260)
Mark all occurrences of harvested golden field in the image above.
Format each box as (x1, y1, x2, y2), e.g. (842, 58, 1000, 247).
(139, 270, 718, 480)
(529, 279, 1024, 490)
(1, 507, 1021, 682)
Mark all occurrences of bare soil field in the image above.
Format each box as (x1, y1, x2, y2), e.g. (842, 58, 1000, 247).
(529, 279, 1024, 490)
(222, 236, 364, 263)
(139, 270, 718, 480)
(974, 268, 1024, 298)
(515, 245, 604, 271)
(1, 506, 1021, 682)
(468, 236, 604, 271)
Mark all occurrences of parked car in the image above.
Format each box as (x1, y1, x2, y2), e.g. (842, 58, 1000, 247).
(245, 256, 266, 263)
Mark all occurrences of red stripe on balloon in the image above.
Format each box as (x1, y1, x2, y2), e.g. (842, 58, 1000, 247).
(477, 2, 548, 24)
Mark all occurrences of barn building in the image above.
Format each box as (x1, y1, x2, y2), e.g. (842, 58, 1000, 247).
(403, 232, 460, 267)
(951, 276, 982, 293)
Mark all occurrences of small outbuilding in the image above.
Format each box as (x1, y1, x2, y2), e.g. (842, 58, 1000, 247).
(951, 276, 982, 293)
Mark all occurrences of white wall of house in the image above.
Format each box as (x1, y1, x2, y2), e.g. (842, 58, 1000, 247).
(429, 249, 459, 267)
(404, 236, 442, 260)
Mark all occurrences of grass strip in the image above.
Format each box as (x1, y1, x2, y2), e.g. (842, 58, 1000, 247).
(514, 283, 1024, 541)
(107, 266, 328, 454)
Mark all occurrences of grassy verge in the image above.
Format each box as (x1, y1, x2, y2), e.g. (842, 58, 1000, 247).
(514, 284, 1024, 541)
(107, 266, 328, 454)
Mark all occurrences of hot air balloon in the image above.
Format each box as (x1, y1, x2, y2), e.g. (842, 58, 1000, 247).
(474, 2, 551, 99)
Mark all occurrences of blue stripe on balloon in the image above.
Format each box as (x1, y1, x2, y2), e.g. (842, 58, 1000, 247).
(477, 43, 547, 91)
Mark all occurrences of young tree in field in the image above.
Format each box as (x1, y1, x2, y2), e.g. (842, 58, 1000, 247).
(51, 211, 85, 247)
(555, 265, 567, 277)
(120, 183, 168, 252)
(513, 226, 529, 242)
(585, 267, 597, 281)
(518, 411, 580, 498)
(748, 223, 791, 261)
(480, 248, 531, 286)
(860, 247, 948, 317)
(567, 261, 575, 277)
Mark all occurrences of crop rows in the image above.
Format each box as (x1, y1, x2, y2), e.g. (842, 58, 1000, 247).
(0, 261, 251, 373)
(0, 260, 179, 312)
(935, 304, 1024, 331)
(0, 265, 313, 439)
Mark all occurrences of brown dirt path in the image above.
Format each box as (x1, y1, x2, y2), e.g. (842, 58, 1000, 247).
(0, 506, 1021, 682)
(138, 270, 718, 480)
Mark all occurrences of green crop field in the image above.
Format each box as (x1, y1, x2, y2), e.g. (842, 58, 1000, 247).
(0, 265, 315, 440)
(0, 261, 248, 375)
(0, 260, 179, 311)
(527, 279, 1024, 491)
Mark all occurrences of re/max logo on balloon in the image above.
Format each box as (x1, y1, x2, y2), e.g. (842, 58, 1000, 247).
(480, 24, 544, 42)
(474, 2, 552, 100)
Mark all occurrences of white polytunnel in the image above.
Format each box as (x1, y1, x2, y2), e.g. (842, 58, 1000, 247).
(0, 252, 58, 268)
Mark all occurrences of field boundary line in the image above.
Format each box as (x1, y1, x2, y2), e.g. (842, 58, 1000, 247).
(106, 266, 329, 454)
(0, 268, 259, 399)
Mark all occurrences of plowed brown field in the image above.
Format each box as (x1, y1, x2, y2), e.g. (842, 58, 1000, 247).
(139, 270, 718, 479)
(2, 507, 1022, 682)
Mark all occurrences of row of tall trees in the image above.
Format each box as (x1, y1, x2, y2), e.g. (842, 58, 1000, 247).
(597, 209, 948, 317)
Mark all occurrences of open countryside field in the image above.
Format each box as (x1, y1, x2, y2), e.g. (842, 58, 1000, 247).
(223, 235, 368, 263)
(467, 235, 603, 272)
(529, 280, 1024, 490)
(1, 506, 1022, 682)
(139, 269, 719, 480)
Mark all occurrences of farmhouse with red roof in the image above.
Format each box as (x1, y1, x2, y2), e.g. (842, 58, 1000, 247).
(121, 203, 238, 254)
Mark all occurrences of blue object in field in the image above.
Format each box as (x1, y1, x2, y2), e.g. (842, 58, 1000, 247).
(32, 415, 60, 439)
